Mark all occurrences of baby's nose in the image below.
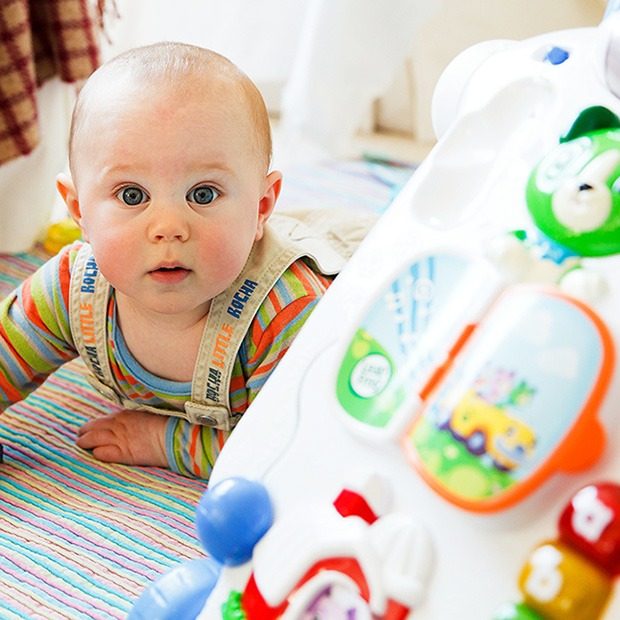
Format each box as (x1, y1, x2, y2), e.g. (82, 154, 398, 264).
(146, 203, 190, 241)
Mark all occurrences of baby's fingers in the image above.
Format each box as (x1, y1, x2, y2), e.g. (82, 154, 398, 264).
(76, 424, 116, 450)
(76, 425, 125, 463)
(77, 418, 99, 437)
(90, 444, 125, 463)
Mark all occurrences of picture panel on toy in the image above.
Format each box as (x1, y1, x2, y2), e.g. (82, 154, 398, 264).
(334, 253, 501, 438)
(402, 286, 614, 512)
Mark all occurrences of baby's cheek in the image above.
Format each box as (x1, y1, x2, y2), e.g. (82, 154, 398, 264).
(199, 232, 251, 279)
(91, 239, 136, 288)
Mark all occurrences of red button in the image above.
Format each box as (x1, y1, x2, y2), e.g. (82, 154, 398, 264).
(559, 482, 620, 576)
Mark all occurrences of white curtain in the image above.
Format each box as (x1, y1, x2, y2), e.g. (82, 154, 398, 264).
(0, 80, 74, 253)
(279, 0, 439, 157)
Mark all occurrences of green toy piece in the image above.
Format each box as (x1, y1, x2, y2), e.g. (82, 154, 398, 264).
(527, 105, 620, 258)
(489, 106, 620, 301)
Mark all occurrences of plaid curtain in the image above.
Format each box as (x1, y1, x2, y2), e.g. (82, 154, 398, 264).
(0, 0, 105, 166)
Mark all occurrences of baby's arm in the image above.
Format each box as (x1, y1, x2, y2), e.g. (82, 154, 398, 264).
(0, 247, 79, 408)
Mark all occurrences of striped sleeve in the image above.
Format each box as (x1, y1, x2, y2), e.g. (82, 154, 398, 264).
(165, 259, 332, 478)
(0, 244, 79, 406)
(238, 259, 332, 408)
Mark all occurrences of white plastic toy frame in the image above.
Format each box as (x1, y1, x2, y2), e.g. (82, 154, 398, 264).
(134, 5, 620, 619)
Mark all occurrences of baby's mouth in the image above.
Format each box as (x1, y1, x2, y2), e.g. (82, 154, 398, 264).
(149, 265, 191, 284)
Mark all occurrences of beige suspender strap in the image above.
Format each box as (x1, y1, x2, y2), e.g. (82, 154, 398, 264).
(69, 245, 185, 417)
(69, 244, 118, 398)
(184, 211, 370, 430)
(185, 224, 309, 430)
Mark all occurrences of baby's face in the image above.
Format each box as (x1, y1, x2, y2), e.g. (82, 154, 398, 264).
(68, 77, 276, 320)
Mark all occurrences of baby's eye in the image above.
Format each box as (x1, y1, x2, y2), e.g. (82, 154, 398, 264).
(187, 185, 219, 205)
(117, 186, 148, 206)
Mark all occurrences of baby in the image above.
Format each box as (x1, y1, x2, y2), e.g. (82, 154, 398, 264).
(0, 42, 359, 478)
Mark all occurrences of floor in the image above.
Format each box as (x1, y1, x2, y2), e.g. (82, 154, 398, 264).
(352, 129, 435, 165)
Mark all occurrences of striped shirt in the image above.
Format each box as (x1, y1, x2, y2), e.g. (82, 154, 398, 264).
(0, 242, 332, 478)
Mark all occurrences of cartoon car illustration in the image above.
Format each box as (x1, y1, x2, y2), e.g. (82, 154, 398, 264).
(447, 389, 536, 471)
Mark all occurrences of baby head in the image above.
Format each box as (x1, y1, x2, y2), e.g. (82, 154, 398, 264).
(57, 42, 282, 318)
(68, 41, 274, 178)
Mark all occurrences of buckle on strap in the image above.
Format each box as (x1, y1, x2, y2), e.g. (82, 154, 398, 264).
(86, 374, 235, 430)
(184, 401, 235, 431)
(86, 374, 123, 406)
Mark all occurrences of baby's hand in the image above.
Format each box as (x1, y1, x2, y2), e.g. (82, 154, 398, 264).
(77, 409, 169, 468)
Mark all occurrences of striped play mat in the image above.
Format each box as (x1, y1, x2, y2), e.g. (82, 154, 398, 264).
(0, 158, 414, 619)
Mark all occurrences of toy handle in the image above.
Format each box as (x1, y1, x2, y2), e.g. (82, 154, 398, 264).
(370, 513, 434, 609)
(559, 419, 606, 473)
(431, 39, 515, 139)
(411, 77, 554, 230)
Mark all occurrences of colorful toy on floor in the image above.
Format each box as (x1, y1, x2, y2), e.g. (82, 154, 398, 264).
(131, 475, 433, 620)
(131, 3, 620, 618)
(43, 218, 81, 255)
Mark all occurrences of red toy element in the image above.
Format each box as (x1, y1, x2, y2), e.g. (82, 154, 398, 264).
(558, 482, 620, 576)
(241, 557, 370, 620)
(334, 489, 380, 524)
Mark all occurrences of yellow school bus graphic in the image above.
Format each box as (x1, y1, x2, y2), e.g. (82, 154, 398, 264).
(437, 389, 537, 471)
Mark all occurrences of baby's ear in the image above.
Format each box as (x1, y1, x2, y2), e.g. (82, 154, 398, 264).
(255, 170, 282, 241)
(56, 172, 87, 235)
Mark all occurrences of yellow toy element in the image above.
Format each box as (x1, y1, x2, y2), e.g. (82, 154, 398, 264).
(519, 540, 612, 619)
(43, 218, 81, 255)
(449, 390, 536, 471)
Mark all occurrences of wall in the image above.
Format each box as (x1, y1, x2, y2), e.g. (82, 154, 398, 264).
(377, 0, 608, 142)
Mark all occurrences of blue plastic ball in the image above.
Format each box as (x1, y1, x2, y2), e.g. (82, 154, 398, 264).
(196, 477, 274, 566)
